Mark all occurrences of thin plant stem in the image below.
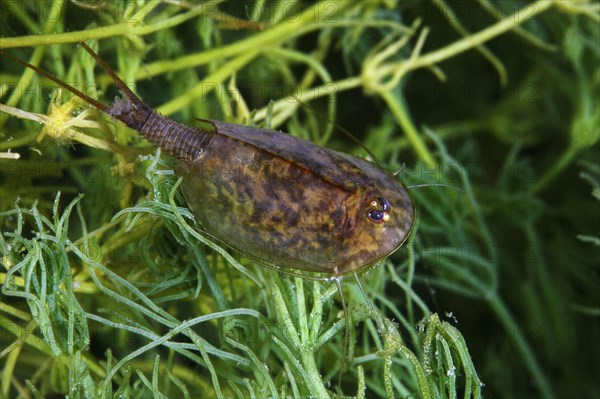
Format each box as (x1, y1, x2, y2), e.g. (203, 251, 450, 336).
(380, 89, 436, 168)
(487, 295, 554, 399)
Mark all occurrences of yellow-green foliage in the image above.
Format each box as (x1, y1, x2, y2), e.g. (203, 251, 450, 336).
(1, 1, 598, 398)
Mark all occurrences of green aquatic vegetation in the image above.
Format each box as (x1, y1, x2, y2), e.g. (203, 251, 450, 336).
(1, 1, 599, 398)
(1, 154, 482, 398)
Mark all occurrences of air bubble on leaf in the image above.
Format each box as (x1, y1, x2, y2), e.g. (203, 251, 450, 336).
(446, 366, 456, 377)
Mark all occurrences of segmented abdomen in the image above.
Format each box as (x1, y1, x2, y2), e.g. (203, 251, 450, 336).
(141, 113, 213, 161)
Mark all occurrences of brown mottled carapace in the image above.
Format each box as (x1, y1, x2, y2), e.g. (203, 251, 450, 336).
(1, 43, 415, 277)
(176, 120, 414, 275)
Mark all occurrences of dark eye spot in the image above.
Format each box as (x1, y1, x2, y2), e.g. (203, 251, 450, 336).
(368, 209, 385, 221)
(366, 197, 391, 224)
